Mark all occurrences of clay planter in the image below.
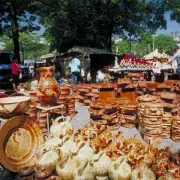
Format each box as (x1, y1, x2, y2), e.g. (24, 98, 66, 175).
(36, 66, 60, 105)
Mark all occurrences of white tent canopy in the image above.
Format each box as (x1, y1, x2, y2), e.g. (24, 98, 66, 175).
(144, 49, 162, 60)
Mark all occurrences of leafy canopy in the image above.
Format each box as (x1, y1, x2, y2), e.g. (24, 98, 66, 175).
(0, 33, 49, 60)
(32, 0, 167, 52)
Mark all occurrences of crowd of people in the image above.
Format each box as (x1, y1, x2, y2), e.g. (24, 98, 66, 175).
(11, 51, 180, 92)
(10, 54, 107, 92)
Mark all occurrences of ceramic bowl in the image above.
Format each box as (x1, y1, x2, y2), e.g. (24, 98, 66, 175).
(0, 96, 30, 116)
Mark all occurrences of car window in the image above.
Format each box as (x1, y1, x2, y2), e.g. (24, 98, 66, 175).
(0, 53, 13, 64)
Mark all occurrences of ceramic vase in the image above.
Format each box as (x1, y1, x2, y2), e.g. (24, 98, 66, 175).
(36, 66, 60, 105)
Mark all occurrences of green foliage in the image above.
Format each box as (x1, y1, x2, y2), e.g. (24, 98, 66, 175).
(153, 34, 177, 55)
(33, 0, 167, 52)
(0, 35, 13, 50)
(112, 39, 131, 55)
(0, 33, 49, 60)
(165, 0, 180, 23)
(113, 33, 177, 58)
(0, 0, 40, 61)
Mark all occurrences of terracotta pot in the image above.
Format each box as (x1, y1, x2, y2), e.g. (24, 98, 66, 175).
(36, 66, 60, 105)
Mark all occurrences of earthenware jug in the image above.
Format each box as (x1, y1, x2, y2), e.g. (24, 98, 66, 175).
(36, 66, 60, 105)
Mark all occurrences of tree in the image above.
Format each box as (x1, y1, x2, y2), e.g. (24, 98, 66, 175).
(0, 0, 40, 63)
(33, 0, 167, 52)
(165, 0, 180, 23)
(112, 39, 131, 55)
(0, 33, 49, 60)
(153, 34, 177, 55)
(112, 33, 178, 58)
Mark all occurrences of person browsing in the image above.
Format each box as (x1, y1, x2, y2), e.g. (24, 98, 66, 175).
(69, 56, 81, 84)
(10, 56, 21, 92)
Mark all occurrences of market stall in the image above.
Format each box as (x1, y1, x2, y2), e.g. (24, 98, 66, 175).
(106, 51, 175, 82)
(0, 66, 179, 179)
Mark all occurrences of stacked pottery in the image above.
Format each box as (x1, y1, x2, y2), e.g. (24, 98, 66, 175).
(162, 112, 173, 139)
(56, 85, 71, 115)
(160, 92, 179, 116)
(136, 95, 158, 135)
(171, 115, 180, 142)
(67, 96, 76, 117)
(39, 111, 48, 134)
(60, 84, 70, 96)
(117, 78, 131, 95)
(143, 102, 164, 144)
(120, 102, 137, 128)
(127, 72, 145, 84)
(90, 84, 101, 101)
(137, 81, 147, 96)
(76, 84, 93, 106)
(146, 82, 160, 96)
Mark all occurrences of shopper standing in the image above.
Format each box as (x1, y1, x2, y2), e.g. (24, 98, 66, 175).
(69, 56, 81, 84)
(84, 54, 91, 83)
(10, 56, 21, 92)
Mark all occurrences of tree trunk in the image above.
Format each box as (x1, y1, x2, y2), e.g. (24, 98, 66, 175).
(8, 1, 21, 63)
(106, 0, 112, 52)
(107, 31, 112, 52)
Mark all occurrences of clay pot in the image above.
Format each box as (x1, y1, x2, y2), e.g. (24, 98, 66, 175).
(36, 66, 60, 105)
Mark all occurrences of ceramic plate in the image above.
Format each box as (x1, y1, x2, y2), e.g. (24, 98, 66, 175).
(0, 116, 44, 172)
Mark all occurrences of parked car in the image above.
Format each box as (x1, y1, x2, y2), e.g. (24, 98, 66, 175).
(0, 51, 30, 85)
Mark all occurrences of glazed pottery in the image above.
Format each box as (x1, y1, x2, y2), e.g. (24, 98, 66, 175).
(93, 152, 111, 176)
(131, 166, 156, 180)
(56, 156, 78, 180)
(108, 156, 132, 180)
(0, 116, 44, 172)
(73, 141, 94, 166)
(73, 161, 95, 180)
(36, 66, 60, 105)
(0, 96, 30, 116)
(50, 116, 72, 137)
(36, 149, 60, 168)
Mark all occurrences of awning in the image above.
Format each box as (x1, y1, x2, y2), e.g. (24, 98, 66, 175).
(144, 49, 162, 60)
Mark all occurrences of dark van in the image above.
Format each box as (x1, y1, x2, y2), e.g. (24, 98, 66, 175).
(0, 51, 30, 85)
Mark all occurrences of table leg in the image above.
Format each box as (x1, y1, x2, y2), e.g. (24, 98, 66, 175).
(47, 112, 50, 135)
(37, 110, 41, 123)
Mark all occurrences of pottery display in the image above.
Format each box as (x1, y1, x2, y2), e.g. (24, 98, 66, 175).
(73, 161, 95, 180)
(50, 116, 73, 137)
(108, 156, 132, 180)
(0, 116, 44, 172)
(56, 156, 78, 180)
(36, 149, 60, 168)
(0, 96, 30, 116)
(36, 66, 60, 105)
